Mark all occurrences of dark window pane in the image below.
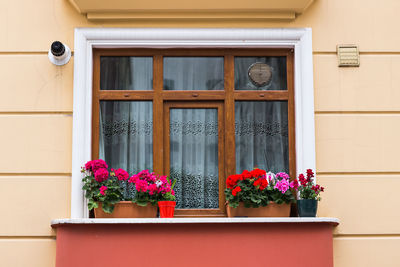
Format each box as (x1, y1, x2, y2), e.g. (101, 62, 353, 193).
(164, 57, 224, 90)
(100, 57, 153, 90)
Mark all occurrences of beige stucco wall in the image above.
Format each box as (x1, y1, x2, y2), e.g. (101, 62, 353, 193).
(1, 0, 399, 266)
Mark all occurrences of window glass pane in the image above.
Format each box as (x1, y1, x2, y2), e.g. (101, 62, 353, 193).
(99, 101, 153, 174)
(164, 57, 224, 90)
(235, 101, 289, 173)
(170, 108, 219, 209)
(100, 57, 153, 90)
(234, 57, 287, 90)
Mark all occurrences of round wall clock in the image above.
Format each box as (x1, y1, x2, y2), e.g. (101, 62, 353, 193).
(248, 62, 272, 87)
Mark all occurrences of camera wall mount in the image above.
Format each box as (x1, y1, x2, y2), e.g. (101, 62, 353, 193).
(48, 41, 71, 66)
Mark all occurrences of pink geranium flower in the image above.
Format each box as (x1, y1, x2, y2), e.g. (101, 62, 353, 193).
(99, 186, 107, 195)
(274, 179, 290, 194)
(94, 168, 109, 182)
(114, 168, 129, 181)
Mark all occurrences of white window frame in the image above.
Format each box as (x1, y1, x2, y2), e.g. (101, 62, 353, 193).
(71, 28, 316, 218)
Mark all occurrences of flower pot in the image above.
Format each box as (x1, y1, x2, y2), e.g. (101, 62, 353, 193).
(226, 202, 291, 217)
(94, 201, 157, 218)
(158, 201, 176, 218)
(297, 199, 318, 217)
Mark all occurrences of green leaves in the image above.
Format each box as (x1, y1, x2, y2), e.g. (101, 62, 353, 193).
(87, 200, 98, 210)
(82, 173, 123, 214)
(102, 203, 114, 214)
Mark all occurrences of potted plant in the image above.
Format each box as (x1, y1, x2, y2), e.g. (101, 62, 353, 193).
(224, 169, 296, 217)
(81, 159, 125, 217)
(294, 169, 324, 217)
(82, 160, 159, 218)
(156, 177, 176, 218)
(126, 170, 173, 218)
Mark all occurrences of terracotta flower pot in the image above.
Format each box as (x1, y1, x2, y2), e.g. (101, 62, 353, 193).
(94, 201, 157, 218)
(226, 202, 291, 217)
(158, 201, 176, 218)
(297, 199, 318, 217)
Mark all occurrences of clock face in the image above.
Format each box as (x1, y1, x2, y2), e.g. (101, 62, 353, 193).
(248, 63, 272, 87)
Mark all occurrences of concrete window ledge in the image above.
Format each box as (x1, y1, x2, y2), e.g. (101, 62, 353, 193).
(51, 217, 338, 267)
(52, 217, 339, 226)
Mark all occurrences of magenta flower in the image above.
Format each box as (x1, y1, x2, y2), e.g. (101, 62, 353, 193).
(135, 180, 149, 192)
(92, 159, 108, 173)
(99, 186, 108, 196)
(276, 172, 290, 180)
(84, 160, 93, 171)
(94, 168, 109, 182)
(114, 168, 129, 181)
(148, 184, 158, 195)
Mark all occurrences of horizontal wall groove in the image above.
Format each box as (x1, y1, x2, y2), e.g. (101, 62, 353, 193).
(0, 236, 56, 240)
(0, 112, 73, 115)
(1, 51, 400, 56)
(315, 111, 400, 115)
(0, 51, 49, 55)
(317, 171, 400, 175)
(313, 51, 400, 55)
(0, 51, 74, 55)
(0, 173, 71, 177)
(334, 234, 400, 238)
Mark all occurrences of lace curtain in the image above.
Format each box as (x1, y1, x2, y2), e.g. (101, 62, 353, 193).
(170, 109, 219, 209)
(235, 101, 289, 174)
(99, 101, 153, 174)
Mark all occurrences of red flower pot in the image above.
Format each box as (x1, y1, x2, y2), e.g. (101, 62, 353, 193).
(158, 201, 176, 218)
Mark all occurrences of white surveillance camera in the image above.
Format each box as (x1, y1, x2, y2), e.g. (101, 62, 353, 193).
(48, 41, 71, 66)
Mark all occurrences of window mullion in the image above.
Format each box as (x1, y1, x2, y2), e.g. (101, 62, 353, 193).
(224, 55, 236, 179)
(153, 54, 164, 174)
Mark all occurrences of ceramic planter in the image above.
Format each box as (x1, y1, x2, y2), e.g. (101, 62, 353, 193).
(94, 201, 157, 218)
(158, 201, 176, 218)
(226, 202, 291, 217)
(297, 199, 318, 217)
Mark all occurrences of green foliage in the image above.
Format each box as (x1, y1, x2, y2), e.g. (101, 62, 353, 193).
(82, 172, 123, 214)
(133, 191, 157, 206)
(299, 187, 320, 201)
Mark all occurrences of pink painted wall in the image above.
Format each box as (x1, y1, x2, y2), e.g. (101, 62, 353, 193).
(54, 222, 334, 267)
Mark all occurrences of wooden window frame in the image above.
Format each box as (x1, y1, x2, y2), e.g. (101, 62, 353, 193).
(92, 48, 295, 217)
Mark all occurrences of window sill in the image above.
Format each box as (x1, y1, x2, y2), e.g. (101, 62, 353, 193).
(51, 217, 339, 227)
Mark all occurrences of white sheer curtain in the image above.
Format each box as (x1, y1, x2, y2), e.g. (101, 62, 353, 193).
(170, 109, 219, 209)
(99, 56, 154, 173)
(163, 57, 224, 90)
(99, 101, 153, 174)
(235, 101, 289, 174)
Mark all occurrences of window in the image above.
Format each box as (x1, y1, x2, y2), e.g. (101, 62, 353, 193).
(92, 48, 295, 216)
(71, 28, 315, 218)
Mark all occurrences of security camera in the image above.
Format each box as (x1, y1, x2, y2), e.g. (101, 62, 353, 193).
(48, 41, 71, 66)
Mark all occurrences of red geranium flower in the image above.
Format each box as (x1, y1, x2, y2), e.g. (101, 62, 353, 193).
(232, 186, 242, 196)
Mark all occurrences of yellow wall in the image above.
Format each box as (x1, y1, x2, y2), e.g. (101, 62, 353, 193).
(1, 0, 399, 266)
